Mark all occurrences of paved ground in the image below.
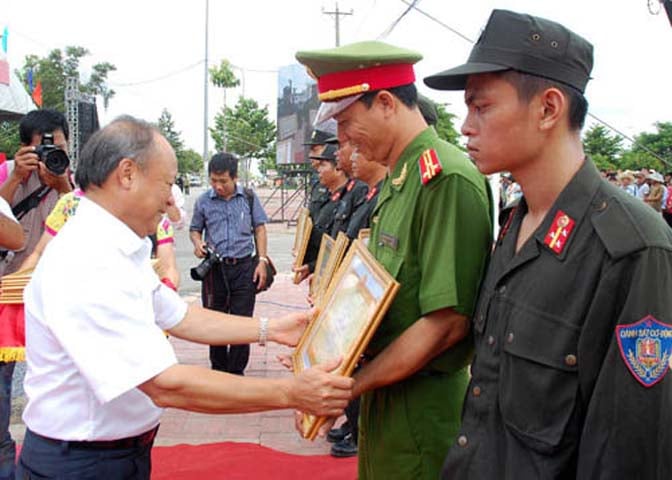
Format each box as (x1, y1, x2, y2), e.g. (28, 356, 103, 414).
(9, 185, 344, 456)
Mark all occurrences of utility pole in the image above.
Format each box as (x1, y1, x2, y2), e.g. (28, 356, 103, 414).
(322, 2, 353, 46)
(203, 0, 210, 175)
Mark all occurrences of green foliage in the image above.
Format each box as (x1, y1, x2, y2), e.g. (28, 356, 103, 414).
(583, 124, 623, 166)
(210, 97, 277, 176)
(179, 149, 204, 174)
(591, 153, 617, 171)
(18, 46, 115, 111)
(631, 122, 672, 172)
(156, 109, 203, 174)
(434, 103, 462, 148)
(209, 60, 240, 89)
(0, 121, 20, 156)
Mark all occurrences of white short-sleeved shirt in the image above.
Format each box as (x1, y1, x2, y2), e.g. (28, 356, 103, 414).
(23, 197, 187, 440)
(0, 196, 16, 222)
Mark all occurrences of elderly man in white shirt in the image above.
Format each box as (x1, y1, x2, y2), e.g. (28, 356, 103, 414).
(17, 116, 353, 480)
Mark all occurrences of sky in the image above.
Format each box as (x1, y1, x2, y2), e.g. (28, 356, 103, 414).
(4, 0, 672, 155)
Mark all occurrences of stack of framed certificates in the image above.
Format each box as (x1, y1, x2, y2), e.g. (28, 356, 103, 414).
(310, 231, 349, 306)
(292, 208, 313, 284)
(292, 240, 400, 440)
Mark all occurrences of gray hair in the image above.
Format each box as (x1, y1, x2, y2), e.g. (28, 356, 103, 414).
(75, 115, 160, 190)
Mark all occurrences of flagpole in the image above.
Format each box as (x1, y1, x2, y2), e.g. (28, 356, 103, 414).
(202, 0, 210, 176)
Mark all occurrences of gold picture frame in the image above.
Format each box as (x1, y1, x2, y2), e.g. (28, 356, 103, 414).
(292, 240, 400, 440)
(357, 228, 371, 247)
(309, 233, 334, 299)
(292, 208, 313, 284)
(312, 231, 350, 307)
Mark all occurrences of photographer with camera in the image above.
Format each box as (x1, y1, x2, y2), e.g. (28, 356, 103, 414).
(0, 109, 72, 275)
(190, 152, 269, 376)
(0, 109, 70, 480)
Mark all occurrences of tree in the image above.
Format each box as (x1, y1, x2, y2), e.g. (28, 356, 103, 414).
(19, 46, 116, 111)
(583, 124, 623, 170)
(0, 122, 21, 157)
(157, 109, 184, 154)
(630, 122, 672, 172)
(179, 148, 204, 174)
(209, 59, 240, 152)
(156, 109, 202, 174)
(434, 103, 462, 148)
(210, 97, 276, 181)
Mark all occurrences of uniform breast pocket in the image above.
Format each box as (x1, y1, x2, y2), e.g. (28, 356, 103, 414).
(239, 209, 253, 235)
(498, 299, 580, 453)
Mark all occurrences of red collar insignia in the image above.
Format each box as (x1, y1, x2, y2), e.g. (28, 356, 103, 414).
(366, 185, 378, 202)
(346, 179, 355, 192)
(418, 149, 442, 185)
(544, 210, 575, 255)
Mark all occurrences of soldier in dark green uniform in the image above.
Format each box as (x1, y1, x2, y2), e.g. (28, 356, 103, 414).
(425, 9, 672, 479)
(304, 127, 333, 221)
(296, 41, 493, 479)
(325, 137, 369, 238)
(295, 143, 348, 281)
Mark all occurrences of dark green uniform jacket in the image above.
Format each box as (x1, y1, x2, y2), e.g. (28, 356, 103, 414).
(345, 180, 382, 240)
(360, 127, 492, 480)
(305, 182, 347, 272)
(330, 179, 369, 237)
(442, 159, 672, 480)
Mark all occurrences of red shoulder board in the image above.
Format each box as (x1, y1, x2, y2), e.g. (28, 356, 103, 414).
(544, 210, 575, 255)
(419, 149, 442, 185)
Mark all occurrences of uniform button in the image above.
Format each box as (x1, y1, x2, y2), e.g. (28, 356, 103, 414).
(498, 285, 507, 294)
(565, 354, 577, 367)
(506, 332, 515, 344)
(377, 241, 384, 247)
(478, 313, 485, 322)
(457, 435, 468, 447)
(487, 336, 495, 346)
(472, 386, 482, 397)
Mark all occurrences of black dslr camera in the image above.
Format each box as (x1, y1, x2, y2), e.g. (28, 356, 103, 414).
(190, 245, 222, 281)
(34, 133, 70, 176)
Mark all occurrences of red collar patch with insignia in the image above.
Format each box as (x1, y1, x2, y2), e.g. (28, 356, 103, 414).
(544, 210, 575, 255)
(346, 179, 355, 192)
(366, 185, 378, 202)
(419, 149, 442, 185)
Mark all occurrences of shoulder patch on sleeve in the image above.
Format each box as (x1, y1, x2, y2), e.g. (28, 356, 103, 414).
(616, 315, 672, 387)
(418, 149, 442, 186)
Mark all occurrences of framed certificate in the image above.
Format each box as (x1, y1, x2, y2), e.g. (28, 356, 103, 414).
(293, 240, 400, 440)
(292, 208, 313, 284)
(312, 231, 349, 306)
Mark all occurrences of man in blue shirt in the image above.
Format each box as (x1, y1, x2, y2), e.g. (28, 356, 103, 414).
(190, 153, 269, 375)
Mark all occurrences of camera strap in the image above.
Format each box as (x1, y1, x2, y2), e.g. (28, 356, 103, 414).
(12, 184, 53, 221)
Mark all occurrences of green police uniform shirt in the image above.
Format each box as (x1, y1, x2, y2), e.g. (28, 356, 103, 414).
(442, 159, 672, 479)
(360, 127, 492, 480)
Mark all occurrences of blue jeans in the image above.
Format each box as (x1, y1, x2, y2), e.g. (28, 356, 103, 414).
(0, 362, 15, 480)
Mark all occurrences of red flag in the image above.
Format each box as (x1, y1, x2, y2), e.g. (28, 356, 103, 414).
(32, 81, 42, 107)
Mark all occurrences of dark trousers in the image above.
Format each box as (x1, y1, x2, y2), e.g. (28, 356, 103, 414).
(202, 258, 256, 374)
(664, 211, 672, 229)
(16, 429, 154, 480)
(345, 397, 360, 441)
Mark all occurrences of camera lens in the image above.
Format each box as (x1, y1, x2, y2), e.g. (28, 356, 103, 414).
(44, 150, 70, 176)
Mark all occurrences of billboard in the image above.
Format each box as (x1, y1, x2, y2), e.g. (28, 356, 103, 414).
(276, 64, 319, 165)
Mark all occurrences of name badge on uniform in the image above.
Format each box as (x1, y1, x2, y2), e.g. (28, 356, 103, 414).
(616, 315, 672, 388)
(544, 210, 575, 255)
(379, 232, 399, 251)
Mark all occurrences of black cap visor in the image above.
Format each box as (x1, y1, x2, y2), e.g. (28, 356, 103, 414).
(424, 62, 510, 90)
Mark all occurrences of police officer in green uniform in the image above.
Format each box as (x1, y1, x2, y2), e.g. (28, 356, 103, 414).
(296, 41, 492, 479)
(424, 10, 672, 479)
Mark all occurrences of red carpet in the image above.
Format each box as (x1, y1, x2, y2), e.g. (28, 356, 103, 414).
(151, 442, 357, 479)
